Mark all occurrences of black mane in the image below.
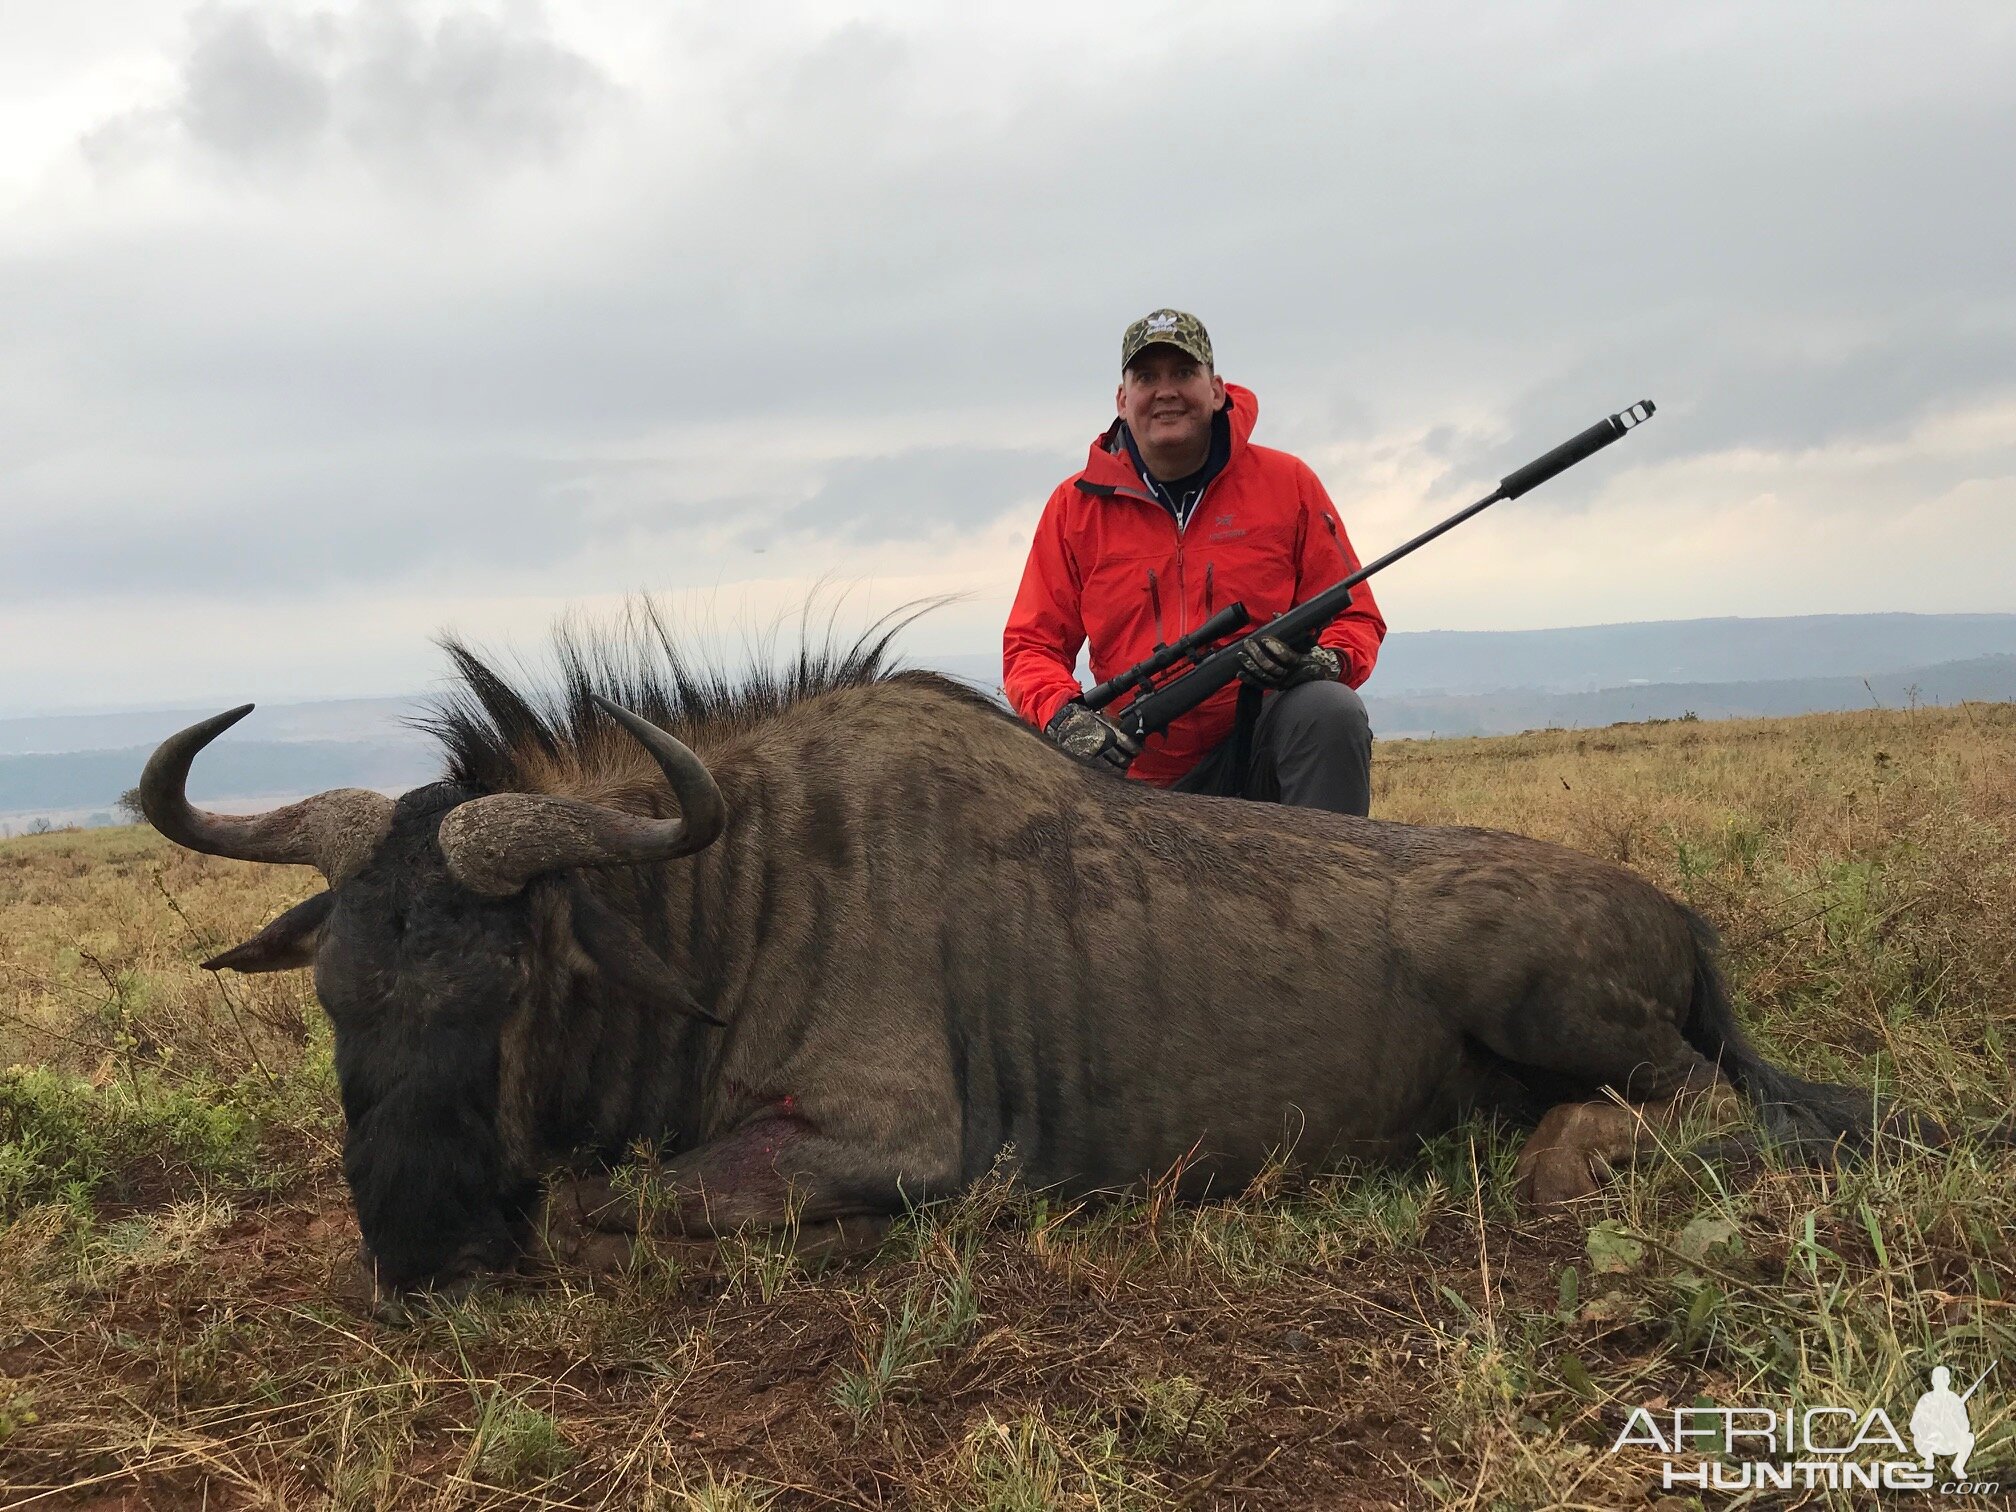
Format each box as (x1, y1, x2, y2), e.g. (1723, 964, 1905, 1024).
(418, 598, 976, 795)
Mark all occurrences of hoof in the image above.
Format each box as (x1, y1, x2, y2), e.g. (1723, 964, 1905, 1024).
(1515, 1144, 1610, 1208)
(1515, 1103, 1627, 1208)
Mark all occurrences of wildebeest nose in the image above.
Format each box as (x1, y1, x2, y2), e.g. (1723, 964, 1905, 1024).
(340, 1238, 488, 1322)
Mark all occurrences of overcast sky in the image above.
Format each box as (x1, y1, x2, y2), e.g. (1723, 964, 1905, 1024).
(3, 1, 2012, 716)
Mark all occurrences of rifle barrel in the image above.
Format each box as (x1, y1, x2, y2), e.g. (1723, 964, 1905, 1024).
(1106, 399, 1657, 744)
(1336, 400, 1656, 597)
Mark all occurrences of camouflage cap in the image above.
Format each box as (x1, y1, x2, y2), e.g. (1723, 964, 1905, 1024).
(1121, 309, 1213, 372)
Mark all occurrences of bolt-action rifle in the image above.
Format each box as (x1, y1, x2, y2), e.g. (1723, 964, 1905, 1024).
(1081, 401, 1657, 749)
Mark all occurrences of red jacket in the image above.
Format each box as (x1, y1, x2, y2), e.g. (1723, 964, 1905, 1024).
(1004, 384, 1386, 787)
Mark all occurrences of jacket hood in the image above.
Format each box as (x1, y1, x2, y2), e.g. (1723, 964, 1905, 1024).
(1080, 383, 1258, 494)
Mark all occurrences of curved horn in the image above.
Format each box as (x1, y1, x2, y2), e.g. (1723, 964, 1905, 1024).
(435, 695, 727, 897)
(140, 705, 396, 883)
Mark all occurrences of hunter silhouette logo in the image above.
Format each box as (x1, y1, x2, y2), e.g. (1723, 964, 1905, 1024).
(1913, 1365, 1992, 1478)
(1611, 1358, 2001, 1494)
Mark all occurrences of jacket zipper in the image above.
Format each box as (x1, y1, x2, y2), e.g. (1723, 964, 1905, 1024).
(1174, 474, 1228, 638)
(1204, 562, 1215, 617)
(1131, 481, 1219, 639)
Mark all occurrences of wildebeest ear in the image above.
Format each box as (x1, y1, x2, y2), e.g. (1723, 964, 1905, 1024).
(203, 890, 336, 974)
(567, 882, 725, 1027)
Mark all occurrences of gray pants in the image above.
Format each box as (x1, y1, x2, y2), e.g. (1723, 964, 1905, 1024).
(1171, 681, 1373, 816)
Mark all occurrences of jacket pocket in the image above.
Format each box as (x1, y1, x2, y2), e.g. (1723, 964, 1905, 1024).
(1202, 524, 1297, 624)
(1080, 546, 1169, 667)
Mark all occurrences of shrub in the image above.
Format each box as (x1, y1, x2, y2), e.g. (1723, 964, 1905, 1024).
(0, 1066, 263, 1218)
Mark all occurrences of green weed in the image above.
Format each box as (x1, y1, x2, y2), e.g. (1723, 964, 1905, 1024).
(833, 1266, 980, 1424)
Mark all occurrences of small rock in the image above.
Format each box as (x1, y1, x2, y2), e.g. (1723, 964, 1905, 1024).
(1283, 1329, 1316, 1354)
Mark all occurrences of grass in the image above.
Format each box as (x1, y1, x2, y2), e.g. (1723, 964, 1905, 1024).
(1, 703, 2012, 1507)
(830, 1266, 981, 1425)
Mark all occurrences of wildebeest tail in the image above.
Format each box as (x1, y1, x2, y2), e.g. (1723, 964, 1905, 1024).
(1678, 906, 1877, 1159)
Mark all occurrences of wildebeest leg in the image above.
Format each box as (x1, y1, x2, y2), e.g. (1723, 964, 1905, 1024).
(551, 1114, 942, 1242)
(780, 1213, 895, 1260)
(547, 1212, 893, 1275)
(1514, 1060, 1740, 1206)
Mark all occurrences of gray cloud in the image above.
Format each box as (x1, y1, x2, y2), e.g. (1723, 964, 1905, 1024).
(0, 1, 2008, 703)
(48, 4, 2013, 444)
(774, 447, 1063, 546)
(1413, 318, 2016, 513)
(84, 2, 611, 183)
(0, 450, 598, 599)
(175, 8, 332, 164)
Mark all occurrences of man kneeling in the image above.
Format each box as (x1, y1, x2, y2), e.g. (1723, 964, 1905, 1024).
(1004, 308, 1386, 814)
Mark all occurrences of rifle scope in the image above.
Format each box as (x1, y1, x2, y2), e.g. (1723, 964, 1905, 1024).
(1083, 603, 1250, 712)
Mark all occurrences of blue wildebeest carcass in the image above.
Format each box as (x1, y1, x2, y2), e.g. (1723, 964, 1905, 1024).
(141, 621, 1876, 1291)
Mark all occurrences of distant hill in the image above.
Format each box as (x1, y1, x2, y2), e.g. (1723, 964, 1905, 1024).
(0, 696, 441, 833)
(928, 613, 2016, 698)
(1369, 613, 2016, 695)
(0, 697, 427, 757)
(1366, 655, 2016, 738)
(6, 613, 2015, 831)
(0, 740, 441, 825)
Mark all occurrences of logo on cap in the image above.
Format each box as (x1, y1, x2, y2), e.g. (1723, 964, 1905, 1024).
(1121, 309, 1213, 371)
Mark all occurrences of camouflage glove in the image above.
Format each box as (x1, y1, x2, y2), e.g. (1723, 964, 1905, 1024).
(1233, 636, 1343, 691)
(1045, 700, 1140, 772)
